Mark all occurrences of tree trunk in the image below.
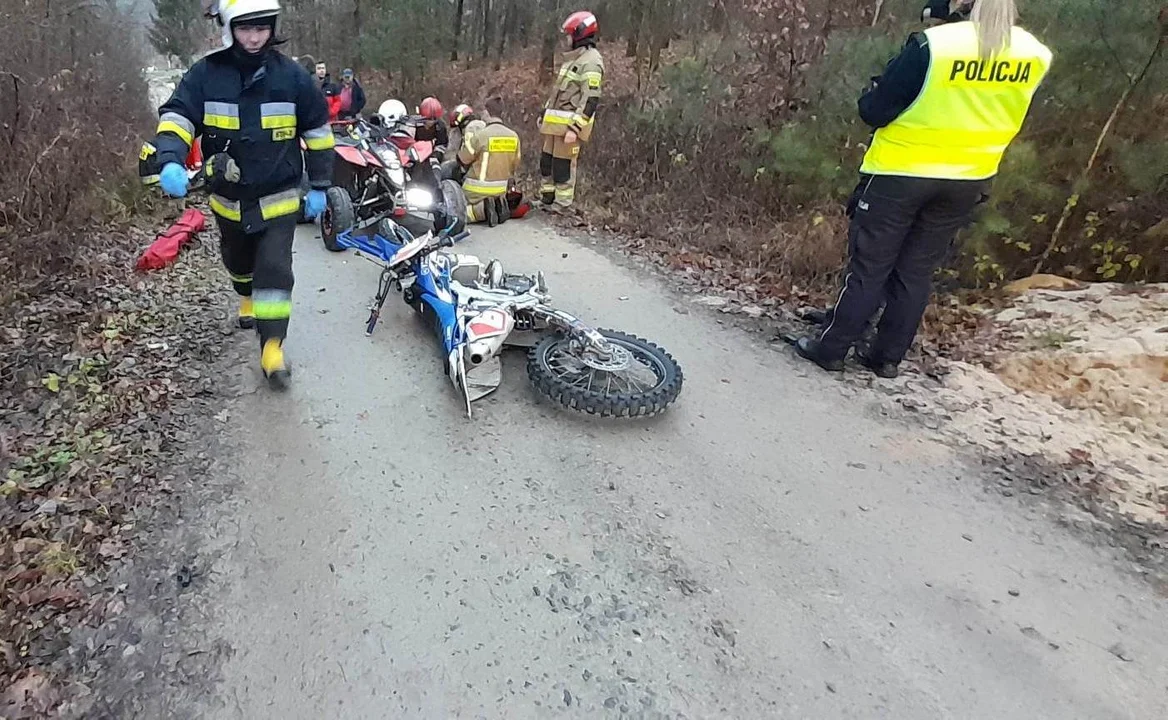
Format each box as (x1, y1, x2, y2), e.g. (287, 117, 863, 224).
(352, 0, 362, 68)
(452, 0, 465, 60)
(539, 0, 559, 83)
(627, 0, 645, 58)
(481, 0, 493, 60)
(494, 0, 510, 70)
(519, 5, 530, 48)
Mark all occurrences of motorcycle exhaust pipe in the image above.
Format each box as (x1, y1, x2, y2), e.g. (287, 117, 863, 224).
(465, 337, 504, 366)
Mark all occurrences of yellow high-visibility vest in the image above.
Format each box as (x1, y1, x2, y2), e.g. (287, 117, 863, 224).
(860, 23, 1052, 180)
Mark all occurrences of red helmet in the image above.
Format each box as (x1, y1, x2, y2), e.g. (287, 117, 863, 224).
(419, 97, 444, 120)
(449, 103, 474, 127)
(562, 11, 598, 43)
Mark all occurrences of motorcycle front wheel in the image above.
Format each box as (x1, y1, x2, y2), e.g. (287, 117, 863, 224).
(526, 329, 683, 418)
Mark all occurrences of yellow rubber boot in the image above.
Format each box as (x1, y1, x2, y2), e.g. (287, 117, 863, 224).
(260, 338, 291, 390)
(238, 297, 255, 330)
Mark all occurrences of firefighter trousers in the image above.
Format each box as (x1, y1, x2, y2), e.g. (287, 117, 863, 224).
(465, 190, 510, 226)
(539, 135, 580, 207)
(818, 174, 987, 364)
(217, 214, 297, 345)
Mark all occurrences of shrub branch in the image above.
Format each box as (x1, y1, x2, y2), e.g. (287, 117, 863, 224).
(1035, 19, 1167, 275)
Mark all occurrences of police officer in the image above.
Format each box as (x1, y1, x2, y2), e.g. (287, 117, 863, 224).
(146, 0, 334, 389)
(538, 10, 604, 213)
(795, 0, 1051, 378)
(451, 96, 521, 227)
(797, 0, 974, 337)
(922, 0, 973, 24)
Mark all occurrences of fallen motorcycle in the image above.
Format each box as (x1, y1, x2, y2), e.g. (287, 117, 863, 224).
(333, 213, 683, 419)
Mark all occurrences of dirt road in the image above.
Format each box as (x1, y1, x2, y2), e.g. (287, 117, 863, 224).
(178, 218, 1166, 719)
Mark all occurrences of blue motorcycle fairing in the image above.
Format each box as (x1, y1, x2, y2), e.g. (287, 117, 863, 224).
(414, 257, 461, 354)
(335, 220, 467, 355)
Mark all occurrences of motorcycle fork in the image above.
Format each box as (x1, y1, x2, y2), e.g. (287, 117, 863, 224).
(366, 267, 399, 336)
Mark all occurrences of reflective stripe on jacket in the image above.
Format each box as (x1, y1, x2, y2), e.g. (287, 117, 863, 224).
(458, 119, 521, 198)
(152, 49, 335, 228)
(859, 23, 1052, 180)
(540, 46, 603, 141)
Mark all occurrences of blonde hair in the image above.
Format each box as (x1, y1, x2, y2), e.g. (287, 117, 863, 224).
(970, 0, 1018, 59)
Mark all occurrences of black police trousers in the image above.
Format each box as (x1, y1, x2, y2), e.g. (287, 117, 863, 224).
(818, 174, 988, 363)
(218, 214, 297, 344)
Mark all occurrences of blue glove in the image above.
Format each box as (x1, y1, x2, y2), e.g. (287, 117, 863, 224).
(159, 162, 189, 198)
(304, 189, 327, 220)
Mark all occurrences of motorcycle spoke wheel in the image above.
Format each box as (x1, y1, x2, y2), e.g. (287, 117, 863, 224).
(527, 329, 683, 418)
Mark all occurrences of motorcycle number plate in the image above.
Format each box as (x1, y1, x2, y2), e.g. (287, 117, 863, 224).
(467, 309, 510, 339)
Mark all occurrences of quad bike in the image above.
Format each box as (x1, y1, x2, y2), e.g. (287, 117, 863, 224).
(333, 217, 684, 419)
(295, 118, 364, 225)
(321, 117, 465, 252)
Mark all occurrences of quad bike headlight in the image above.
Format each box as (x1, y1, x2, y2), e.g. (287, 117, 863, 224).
(405, 187, 434, 209)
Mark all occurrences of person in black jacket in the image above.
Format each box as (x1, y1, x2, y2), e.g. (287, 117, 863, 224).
(797, 1, 975, 346)
(145, 0, 334, 389)
(338, 68, 366, 119)
(413, 96, 450, 162)
(794, 0, 1050, 378)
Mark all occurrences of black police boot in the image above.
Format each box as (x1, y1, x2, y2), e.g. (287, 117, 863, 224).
(794, 336, 845, 373)
(798, 306, 832, 326)
(855, 349, 900, 379)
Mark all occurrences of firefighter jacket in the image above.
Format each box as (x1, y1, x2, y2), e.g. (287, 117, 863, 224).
(450, 119, 486, 161)
(152, 49, 335, 230)
(860, 22, 1051, 180)
(540, 45, 604, 142)
(456, 117, 521, 198)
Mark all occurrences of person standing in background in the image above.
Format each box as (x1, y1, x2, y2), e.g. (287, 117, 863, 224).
(794, 0, 1051, 379)
(337, 68, 366, 119)
(537, 10, 604, 214)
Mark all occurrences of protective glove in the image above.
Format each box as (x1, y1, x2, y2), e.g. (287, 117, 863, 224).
(159, 162, 189, 198)
(204, 152, 241, 185)
(304, 189, 327, 220)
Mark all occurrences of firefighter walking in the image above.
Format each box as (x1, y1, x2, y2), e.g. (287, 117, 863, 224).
(452, 97, 521, 227)
(538, 10, 604, 213)
(145, 0, 334, 389)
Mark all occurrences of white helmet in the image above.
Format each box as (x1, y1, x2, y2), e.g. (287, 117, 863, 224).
(203, 0, 282, 52)
(377, 99, 408, 125)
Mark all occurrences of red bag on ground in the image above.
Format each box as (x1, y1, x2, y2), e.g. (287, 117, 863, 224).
(136, 208, 206, 271)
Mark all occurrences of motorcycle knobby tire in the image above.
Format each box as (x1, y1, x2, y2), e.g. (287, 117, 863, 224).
(526, 329, 683, 418)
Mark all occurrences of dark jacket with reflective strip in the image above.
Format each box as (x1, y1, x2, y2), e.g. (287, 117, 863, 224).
(153, 49, 335, 227)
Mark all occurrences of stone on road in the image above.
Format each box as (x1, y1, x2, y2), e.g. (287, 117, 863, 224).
(196, 219, 1167, 719)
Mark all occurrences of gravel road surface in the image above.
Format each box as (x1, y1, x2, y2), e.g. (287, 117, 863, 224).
(191, 218, 1167, 719)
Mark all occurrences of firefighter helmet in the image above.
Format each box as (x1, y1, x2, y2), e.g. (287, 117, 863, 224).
(419, 97, 444, 121)
(449, 103, 475, 128)
(203, 0, 281, 51)
(562, 11, 598, 44)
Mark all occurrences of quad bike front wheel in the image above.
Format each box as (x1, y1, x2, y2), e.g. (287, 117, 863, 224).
(439, 179, 468, 236)
(527, 329, 683, 418)
(321, 186, 355, 252)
